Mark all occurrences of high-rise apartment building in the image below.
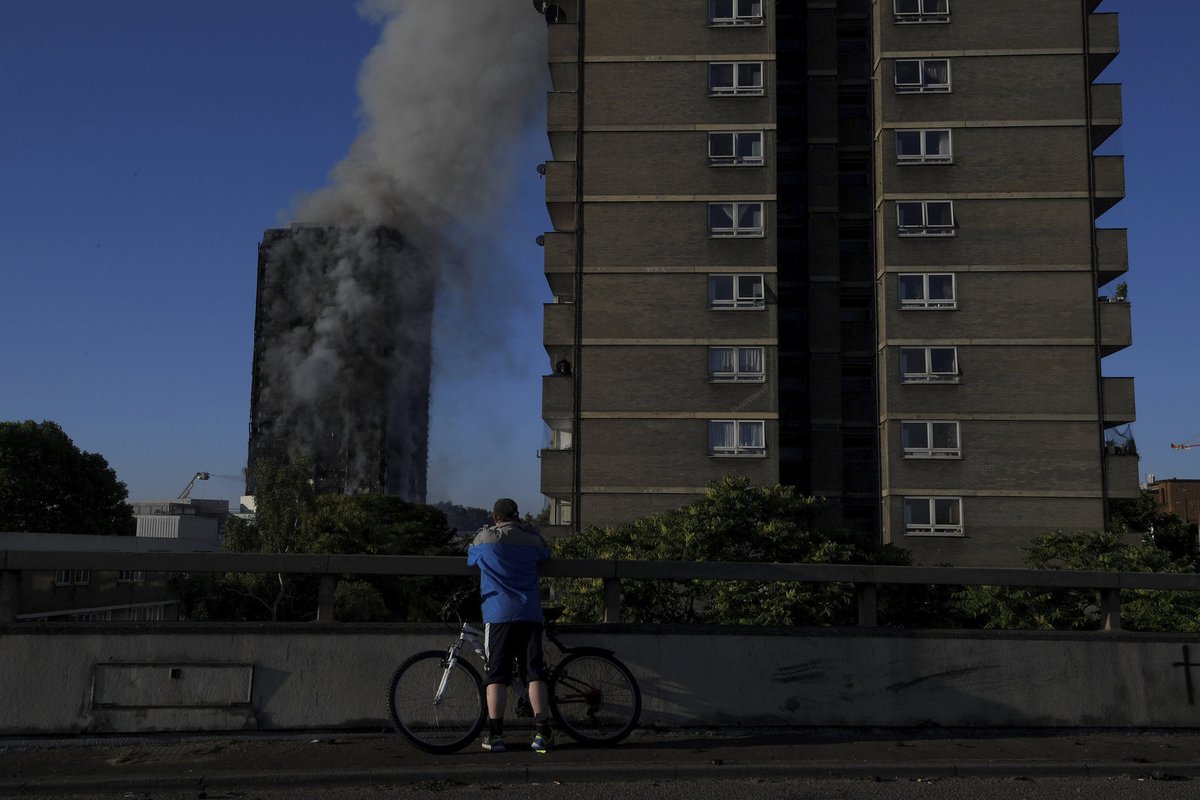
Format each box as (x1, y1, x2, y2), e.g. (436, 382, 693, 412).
(535, 0, 1136, 566)
(247, 225, 432, 501)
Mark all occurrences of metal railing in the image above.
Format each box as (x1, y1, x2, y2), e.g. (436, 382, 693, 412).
(6, 549, 1200, 630)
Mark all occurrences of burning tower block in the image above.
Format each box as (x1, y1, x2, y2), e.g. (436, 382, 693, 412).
(246, 225, 431, 501)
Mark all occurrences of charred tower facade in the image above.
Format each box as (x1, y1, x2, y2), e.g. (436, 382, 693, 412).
(247, 225, 431, 501)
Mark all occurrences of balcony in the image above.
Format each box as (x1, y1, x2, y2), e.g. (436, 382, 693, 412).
(543, 231, 575, 301)
(542, 374, 573, 418)
(1095, 228, 1128, 286)
(1088, 13, 1119, 80)
(544, 161, 577, 232)
(1098, 299, 1131, 356)
(539, 447, 573, 497)
(1105, 448, 1140, 499)
(1090, 83, 1122, 148)
(543, 302, 575, 348)
(1093, 155, 1124, 216)
(1102, 377, 1136, 427)
(547, 92, 578, 162)
(547, 23, 578, 74)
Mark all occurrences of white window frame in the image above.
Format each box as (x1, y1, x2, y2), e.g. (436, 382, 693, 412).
(896, 201, 955, 237)
(710, 0, 763, 26)
(708, 131, 765, 167)
(901, 420, 961, 458)
(546, 498, 572, 527)
(895, 129, 952, 164)
(55, 569, 91, 586)
(894, 58, 951, 93)
(708, 346, 766, 383)
(903, 497, 964, 536)
(708, 202, 765, 237)
(709, 61, 764, 96)
(118, 570, 147, 584)
(898, 273, 956, 309)
(899, 346, 959, 383)
(894, 0, 950, 23)
(709, 419, 767, 457)
(129, 606, 165, 622)
(708, 273, 765, 310)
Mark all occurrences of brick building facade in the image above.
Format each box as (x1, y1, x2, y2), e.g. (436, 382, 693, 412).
(536, 0, 1135, 566)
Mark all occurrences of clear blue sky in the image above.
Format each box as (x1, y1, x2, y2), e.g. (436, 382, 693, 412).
(1, 1, 1197, 518)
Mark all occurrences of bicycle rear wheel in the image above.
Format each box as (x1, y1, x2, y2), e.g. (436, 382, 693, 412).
(386, 650, 486, 753)
(549, 652, 641, 745)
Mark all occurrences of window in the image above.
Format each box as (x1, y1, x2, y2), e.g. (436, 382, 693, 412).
(899, 273, 956, 309)
(547, 499, 572, 527)
(129, 606, 165, 622)
(904, 497, 963, 536)
(118, 570, 146, 584)
(709, 274, 765, 309)
(902, 421, 961, 458)
(55, 569, 91, 586)
(709, 202, 764, 237)
(710, 0, 763, 26)
(709, 62, 764, 96)
(895, 59, 950, 92)
(894, 0, 949, 23)
(709, 346, 765, 382)
(899, 346, 958, 383)
(709, 131, 764, 166)
(896, 129, 952, 163)
(709, 420, 766, 456)
(897, 201, 954, 236)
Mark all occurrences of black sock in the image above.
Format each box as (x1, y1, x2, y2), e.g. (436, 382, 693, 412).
(489, 718, 504, 737)
(535, 717, 551, 735)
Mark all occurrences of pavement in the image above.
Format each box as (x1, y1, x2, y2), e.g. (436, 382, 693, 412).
(3, 728, 1200, 795)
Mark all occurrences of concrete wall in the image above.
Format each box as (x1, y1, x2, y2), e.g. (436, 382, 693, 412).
(4, 624, 1199, 735)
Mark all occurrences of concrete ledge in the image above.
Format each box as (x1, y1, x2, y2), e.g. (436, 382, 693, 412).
(5, 624, 1200, 734)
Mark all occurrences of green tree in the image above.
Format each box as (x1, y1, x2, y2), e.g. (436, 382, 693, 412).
(176, 457, 466, 622)
(432, 501, 491, 538)
(1110, 491, 1195, 562)
(550, 477, 909, 625)
(949, 528, 1200, 633)
(0, 420, 134, 535)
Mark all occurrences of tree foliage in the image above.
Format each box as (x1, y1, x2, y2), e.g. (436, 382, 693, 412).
(0, 420, 134, 535)
(947, 494, 1200, 633)
(175, 457, 467, 622)
(432, 501, 492, 539)
(550, 477, 909, 625)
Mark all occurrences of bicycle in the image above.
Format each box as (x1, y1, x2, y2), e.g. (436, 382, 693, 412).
(385, 591, 642, 753)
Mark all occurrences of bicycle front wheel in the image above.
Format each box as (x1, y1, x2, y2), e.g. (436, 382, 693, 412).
(549, 652, 641, 745)
(386, 650, 486, 754)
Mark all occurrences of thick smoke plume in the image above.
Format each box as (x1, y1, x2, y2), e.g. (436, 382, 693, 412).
(296, 0, 547, 237)
(255, 1, 547, 497)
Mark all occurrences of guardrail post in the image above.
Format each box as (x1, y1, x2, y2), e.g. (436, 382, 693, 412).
(602, 577, 621, 623)
(0, 570, 18, 623)
(856, 583, 878, 628)
(1101, 588, 1122, 631)
(317, 574, 337, 622)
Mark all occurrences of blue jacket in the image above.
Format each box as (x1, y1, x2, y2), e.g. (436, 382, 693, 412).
(467, 520, 550, 623)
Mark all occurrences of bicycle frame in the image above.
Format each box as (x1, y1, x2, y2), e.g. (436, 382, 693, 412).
(438, 617, 616, 714)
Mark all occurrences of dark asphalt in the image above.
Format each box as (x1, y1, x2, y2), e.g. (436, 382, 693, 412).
(4, 728, 1200, 795)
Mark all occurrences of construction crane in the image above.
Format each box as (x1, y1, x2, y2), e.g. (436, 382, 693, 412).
(177, 472, 211, 499)
(1170, 434, 1200, 451)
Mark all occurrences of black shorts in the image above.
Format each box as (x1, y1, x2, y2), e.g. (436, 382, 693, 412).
(483, 621, 547, 686)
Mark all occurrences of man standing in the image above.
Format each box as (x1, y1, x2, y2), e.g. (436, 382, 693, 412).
(467, 498, 554, 753)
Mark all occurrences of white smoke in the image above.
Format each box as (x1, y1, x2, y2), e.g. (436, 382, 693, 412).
(254, 1, 548, 499)
(296, 0, 547, 236)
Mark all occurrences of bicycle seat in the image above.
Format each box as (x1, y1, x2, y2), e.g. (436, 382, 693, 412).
(543, 605, 565, 623)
